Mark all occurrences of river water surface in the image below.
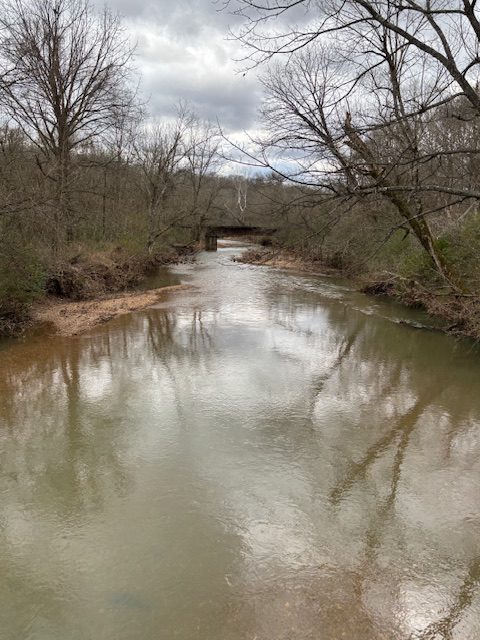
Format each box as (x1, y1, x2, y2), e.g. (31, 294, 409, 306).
(1, 243, 479, 640)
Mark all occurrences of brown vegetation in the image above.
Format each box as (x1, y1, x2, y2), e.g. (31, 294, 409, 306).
(361, 275, 480, 338)
(45, 246, 191, 300)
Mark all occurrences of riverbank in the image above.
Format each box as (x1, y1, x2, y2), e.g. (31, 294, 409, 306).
(236, 247, 480, 340)
(31, 284, 192, 336)
(234, 247, 340, 276)
(0, 244, 196, 337)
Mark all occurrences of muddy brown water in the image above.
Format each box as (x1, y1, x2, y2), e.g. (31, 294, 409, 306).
(0, 242, 479, 640)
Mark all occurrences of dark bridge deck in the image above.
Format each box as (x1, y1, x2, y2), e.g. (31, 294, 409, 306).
(203, 225, 276, 250)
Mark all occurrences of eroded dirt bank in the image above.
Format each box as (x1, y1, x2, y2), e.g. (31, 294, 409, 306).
(0, 244, 198, 337)
(32, 284, 192, 336)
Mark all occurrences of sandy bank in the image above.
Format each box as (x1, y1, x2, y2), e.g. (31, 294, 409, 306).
(32, 284, 192, 336)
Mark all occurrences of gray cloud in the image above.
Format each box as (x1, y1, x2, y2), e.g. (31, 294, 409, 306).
(146, 74, 261, 130)
(100, 0, 316, 134)
(107, 0, 236, 29)
(99, 0, 261, 132)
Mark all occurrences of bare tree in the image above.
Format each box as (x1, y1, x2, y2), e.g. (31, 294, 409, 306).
(228, 0, 480, 94)
(0, 0, 135, 250)
(227, 0, 480, 191)
(134, 107, 194, 253)
(184, 119, 221, 240)
(224, 0, 480, 289)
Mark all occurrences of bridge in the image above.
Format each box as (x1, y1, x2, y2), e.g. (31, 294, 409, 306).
(202, 225, 276, 251)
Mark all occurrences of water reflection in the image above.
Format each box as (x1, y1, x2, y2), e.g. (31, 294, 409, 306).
(0, 247, 479, 639)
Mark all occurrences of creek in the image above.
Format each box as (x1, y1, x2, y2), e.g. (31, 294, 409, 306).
(0, 241, 479, 639)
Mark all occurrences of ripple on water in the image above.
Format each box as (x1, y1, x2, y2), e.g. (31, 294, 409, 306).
(0, 246, 479, 640)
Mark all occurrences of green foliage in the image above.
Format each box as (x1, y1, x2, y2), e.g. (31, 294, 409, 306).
(0, 238, 45, 332)
(441, 213, 480, 289)
(371, 229, 413, 266)
(372, 231, 460, 290)
(398, 246, 437, 281)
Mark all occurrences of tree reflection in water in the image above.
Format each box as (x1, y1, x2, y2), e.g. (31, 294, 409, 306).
(0, 255, 479, 639)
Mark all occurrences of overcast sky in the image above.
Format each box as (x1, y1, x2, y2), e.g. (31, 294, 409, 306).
(106, 0, 262, 135)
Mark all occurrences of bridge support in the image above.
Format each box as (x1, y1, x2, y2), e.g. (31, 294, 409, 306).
(204, 232, 217, 251)
(201, 225, 276, 251)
